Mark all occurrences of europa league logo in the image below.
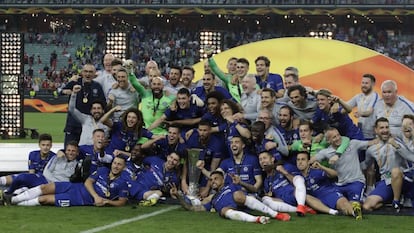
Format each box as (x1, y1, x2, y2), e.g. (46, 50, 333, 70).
(186, 148, 203, 197)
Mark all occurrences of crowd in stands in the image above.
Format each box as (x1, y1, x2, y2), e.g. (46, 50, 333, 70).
(2, 43, 414, 224)
(23, 23, 414, 95)
(22, 31, 99, 96)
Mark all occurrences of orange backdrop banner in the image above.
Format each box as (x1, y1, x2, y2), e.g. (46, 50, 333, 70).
(193, 37, 414, 102)
(25, 38, 414, 112)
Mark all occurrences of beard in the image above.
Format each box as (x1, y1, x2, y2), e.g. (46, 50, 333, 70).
(361, 86, 372, 94)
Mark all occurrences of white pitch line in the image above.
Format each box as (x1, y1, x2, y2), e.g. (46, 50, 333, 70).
(80, 205, 180, 233)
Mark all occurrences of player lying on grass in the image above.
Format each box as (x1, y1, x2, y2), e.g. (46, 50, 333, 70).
(0, 141, 78, 201)
(7, 156, 129, 207)
(170, 170, 291, 224)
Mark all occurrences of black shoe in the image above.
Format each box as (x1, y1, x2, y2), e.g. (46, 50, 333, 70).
(392, 200, 402, 213)
(0, 190, 12, 206)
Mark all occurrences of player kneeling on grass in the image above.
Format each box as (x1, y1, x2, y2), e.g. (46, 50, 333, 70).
(9, 156, 129, 207)
(171, 170, 291, 224)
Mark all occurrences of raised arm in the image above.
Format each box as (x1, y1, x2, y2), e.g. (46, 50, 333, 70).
(99, 105, 122, 128)
(128, 72, 148, 97)
(312, 161, 338, 178)
(141, 136, 163, 150)
(68, 85, 89, 124)
(208, 57, 230, 87)
(335, 136, 350, 155)
(331, 95, 353, 113)
(231, 173, 262, 193)
(197, 160, 213, 178)
(224, 115, 251, 139)
(389, 137, 414, 162)
(276, 165, 295, 183)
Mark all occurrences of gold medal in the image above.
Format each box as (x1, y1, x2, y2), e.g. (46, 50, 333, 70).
(82, 97, 88, 103)
(105, 190, 110, 197)
(125, 145, 130, 151)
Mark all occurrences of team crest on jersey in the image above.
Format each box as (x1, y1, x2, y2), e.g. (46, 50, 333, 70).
(310, 178, 315, 184)
(93, 89, 98, 95)
(243, 166, 248, 172)
(110, 183, 115, 188)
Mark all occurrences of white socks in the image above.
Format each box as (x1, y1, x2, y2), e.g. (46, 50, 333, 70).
(293, 175, 306, 205)
(13, 187, 29, 195)
(16, 198, 40, 206)
(244, 195, 278, 217)
(12, 186, 42, 204)
(0, 176, 7, 185)
(262, 196, 297, 212)
(224, 209, 257, 223)
(146, 193, 161, 201)
(329, 209, 339, 215)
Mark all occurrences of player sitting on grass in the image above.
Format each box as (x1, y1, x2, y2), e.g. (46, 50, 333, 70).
(296, 151, 357, 219)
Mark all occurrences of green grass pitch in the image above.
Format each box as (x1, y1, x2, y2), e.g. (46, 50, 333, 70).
(0, 204, 413, 233)
(5, 112, 67, 143)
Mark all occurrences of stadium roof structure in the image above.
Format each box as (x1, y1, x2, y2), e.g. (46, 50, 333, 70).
(1, 6, 414, 15)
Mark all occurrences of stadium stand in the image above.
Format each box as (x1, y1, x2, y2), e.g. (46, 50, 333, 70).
(21, 28, 414, 94)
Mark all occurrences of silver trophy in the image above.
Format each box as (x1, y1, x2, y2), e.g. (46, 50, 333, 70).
(186, 148, 203, 197)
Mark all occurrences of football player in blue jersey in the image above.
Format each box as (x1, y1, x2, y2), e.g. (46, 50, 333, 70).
(10, 156, 129, 207)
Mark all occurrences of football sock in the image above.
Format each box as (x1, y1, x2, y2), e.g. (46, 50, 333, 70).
(13, 187, 29, 195)
(16, 197, 40, 206)
(244, 195, 278, 217)
(224, 209, 257, 223)
(146, 193, 161, 201)
(262, 196, 296, 212)
(12, 186, 42, 204)
(329, 209, 339, 215)
(293, 175, 306, 205)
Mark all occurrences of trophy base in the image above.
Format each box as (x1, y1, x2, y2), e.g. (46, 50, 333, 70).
(188, 182, 199, 198)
